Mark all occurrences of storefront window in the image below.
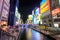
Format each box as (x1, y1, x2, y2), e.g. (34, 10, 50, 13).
(54, 18, 60, 22)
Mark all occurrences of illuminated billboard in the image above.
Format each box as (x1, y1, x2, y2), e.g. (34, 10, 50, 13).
(52, 7, 60, 16)
(40, 0, 47, 9)
(40, 0, 50, 14)
(35, 8, 40, 15)
(33, 8, 40, 25)
(28, 15, 32, 20)
(1, 0, 10, 21)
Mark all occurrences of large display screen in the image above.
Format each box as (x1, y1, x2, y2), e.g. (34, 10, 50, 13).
(40, 0, 50, 14)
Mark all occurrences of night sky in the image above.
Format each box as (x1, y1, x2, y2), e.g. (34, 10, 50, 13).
(8, 0, 42, 26)
(18, 0, 42, 23)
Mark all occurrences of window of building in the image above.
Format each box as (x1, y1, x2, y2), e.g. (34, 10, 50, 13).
(54, 18, 60, 22)
(51, 0, 59, 10)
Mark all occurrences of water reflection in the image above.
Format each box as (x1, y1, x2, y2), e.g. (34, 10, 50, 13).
(27, 28, 44, 40)
(26, 28, 55, 40)
(19, 25, 56, 40)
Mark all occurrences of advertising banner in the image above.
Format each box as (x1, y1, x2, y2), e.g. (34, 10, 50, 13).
(52, 7, 60, 16)
(1, 0, 10, 21)
(40, 0, 50, 14)
(40, 0, 47, 9)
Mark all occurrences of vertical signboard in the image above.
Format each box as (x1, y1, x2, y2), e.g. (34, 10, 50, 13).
(1, 0, 10, 21)
(40, 0, 50, 14)
(32, 10, 34, 22)
(35, 8, 40, 15)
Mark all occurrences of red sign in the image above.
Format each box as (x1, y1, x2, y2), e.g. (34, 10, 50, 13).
(52, 7, 60, 16)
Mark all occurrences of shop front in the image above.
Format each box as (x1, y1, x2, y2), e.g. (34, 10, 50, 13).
(42, 10, 52, 27)
(40, 0, 51, 27)
(52, 7, 60, 27)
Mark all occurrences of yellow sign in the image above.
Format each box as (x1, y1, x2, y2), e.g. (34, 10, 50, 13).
(41, 5, 50, 13)
(28, 15, 32, 20)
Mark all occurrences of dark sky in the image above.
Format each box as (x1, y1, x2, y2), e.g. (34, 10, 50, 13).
(18, 0, 42, 23)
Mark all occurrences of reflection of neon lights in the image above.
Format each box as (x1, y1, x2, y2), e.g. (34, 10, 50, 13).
(32, 30, 40, 40)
